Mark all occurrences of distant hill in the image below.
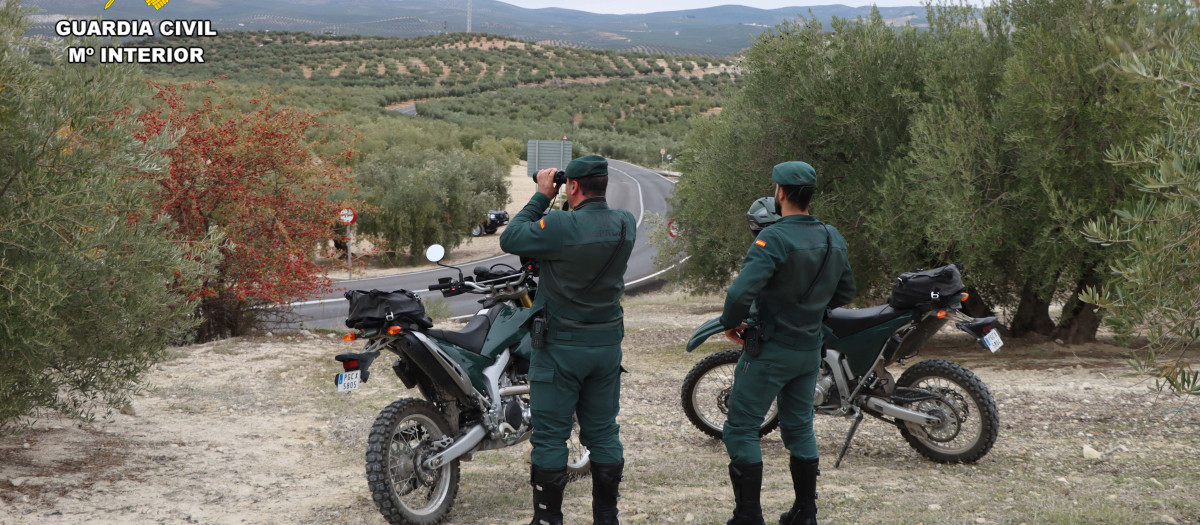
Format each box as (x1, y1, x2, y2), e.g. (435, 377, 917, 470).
(24, 0, 928, 55)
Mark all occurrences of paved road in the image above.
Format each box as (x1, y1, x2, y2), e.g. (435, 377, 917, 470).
(288, 160, 677, 330)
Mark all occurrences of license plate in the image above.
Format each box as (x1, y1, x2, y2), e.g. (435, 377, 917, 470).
(336, 370, 360, 393)
(982, 330, 1003, 353)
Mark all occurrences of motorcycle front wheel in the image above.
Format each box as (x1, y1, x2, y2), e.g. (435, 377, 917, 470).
(366, 398, 459, 525)
(895, 359, 999, 463)
(680, 349, 779, 439)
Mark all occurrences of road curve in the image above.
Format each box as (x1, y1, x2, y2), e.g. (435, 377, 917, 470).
(289, 160, 676, 330)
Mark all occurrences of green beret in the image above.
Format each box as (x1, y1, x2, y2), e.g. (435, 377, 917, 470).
(771, 161, 817, 187)
(565, 154, 608, 179)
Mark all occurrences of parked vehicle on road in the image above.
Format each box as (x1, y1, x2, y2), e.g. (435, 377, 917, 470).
(470, 210, 509, 236)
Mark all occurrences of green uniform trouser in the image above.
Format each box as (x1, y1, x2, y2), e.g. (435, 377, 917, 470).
(723, 341, 821, 464)
(529, 342, 623, 468)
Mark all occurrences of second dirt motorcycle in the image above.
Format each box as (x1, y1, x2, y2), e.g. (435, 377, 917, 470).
(681, 198, 1002, 466)
(333, 244, 588, 525)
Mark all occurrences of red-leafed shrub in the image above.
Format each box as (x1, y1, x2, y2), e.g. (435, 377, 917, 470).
(137, 81, 356, 341)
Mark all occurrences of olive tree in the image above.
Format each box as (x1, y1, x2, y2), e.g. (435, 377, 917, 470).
(1084, 0, 1200, 393)
(0, 1, 211, 433)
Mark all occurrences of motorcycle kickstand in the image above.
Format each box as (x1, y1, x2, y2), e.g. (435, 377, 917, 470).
(834, 408, 864, 469)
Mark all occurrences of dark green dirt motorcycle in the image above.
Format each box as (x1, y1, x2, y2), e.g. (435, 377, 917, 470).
(333, 244, 588, 525)
(681, 198, 1002, 466)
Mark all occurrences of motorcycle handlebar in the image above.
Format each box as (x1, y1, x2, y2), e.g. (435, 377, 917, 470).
(428, 270, 528, 295)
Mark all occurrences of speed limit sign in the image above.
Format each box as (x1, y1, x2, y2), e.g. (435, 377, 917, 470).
(339, 208, 357, 225)
(667, 218, 681, 238)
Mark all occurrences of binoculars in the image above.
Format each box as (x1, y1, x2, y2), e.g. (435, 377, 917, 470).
(530, 169, 567, 185)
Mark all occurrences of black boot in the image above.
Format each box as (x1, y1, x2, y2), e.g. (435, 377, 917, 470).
(530, 465, 569, 525)
(591, 460, 624, 525)
(778, 456, 819, 525)
(727, 462, 766, 525)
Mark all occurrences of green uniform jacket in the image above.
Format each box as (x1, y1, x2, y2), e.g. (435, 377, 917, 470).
(719, 214, 856, 351)
(500, 193, 636, 344)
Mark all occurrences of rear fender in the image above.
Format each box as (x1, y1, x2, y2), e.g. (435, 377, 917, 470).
(686, 317, 726, 352)
(955, 316, 1000, 350)
(955, 316, 998, 338)
(335, 350, 380, 383)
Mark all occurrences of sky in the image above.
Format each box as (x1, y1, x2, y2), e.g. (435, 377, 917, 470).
(499, 0, 936, 14)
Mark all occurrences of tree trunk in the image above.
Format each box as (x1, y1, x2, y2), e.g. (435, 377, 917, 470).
(1054, 264, 1103, 344)
(1009, 281, 1055, 337)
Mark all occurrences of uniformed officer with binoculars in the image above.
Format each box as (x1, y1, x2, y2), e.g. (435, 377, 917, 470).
(500, 154, 637, 525)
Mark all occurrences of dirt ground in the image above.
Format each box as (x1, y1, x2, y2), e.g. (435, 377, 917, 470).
(2, 293, 1198, 525)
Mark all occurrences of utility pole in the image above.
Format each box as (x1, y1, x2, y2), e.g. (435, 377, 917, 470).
(467, 0, 473, 33)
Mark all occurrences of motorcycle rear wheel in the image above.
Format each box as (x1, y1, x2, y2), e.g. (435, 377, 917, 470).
(895, 359, 999, 463)
(680, 349, 780, 439)
(367, 398, 459, 525)
(566, 416, 592, 479)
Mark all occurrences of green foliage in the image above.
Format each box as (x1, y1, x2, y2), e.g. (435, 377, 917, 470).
(1083, 0, 1200, 394)
(356, 144, 511, 260)
(423, 297, 452, 323)
(662, 1, 1156, 345)
(660, 8, 927, 293)
(0, 1, 212, 432)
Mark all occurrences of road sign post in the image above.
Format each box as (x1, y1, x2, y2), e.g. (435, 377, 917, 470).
(668, 218, 682, 293)
(339, 208, 357, 279)
(528, 140, 573, 178)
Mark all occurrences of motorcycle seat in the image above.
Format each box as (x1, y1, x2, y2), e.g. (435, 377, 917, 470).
(425, 306, 504, 354)
(825, 304, 909, 338)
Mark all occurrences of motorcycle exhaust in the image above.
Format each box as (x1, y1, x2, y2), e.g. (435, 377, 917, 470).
(499, 385, 529, 396)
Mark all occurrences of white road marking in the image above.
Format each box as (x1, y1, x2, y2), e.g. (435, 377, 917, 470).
(627, 256, 691, 287)
(608, 165, 645, 228)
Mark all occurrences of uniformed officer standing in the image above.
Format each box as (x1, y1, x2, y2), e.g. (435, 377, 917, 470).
(719, 161, 856, 525)
(500, 154, 636, 525)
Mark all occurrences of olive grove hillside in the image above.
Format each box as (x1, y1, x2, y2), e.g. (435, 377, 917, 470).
(138, 32, 739, 167)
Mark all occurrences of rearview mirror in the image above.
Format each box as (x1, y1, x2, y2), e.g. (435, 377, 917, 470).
(425, 244, 445, 263)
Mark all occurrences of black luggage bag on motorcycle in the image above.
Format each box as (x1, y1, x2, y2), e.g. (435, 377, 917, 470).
(888, 264, 964, 309)
(344, 289, 434, 330)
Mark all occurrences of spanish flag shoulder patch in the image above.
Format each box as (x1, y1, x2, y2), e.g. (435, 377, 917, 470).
(539, 218, 546, 230)
(754, 239, 767, 248)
